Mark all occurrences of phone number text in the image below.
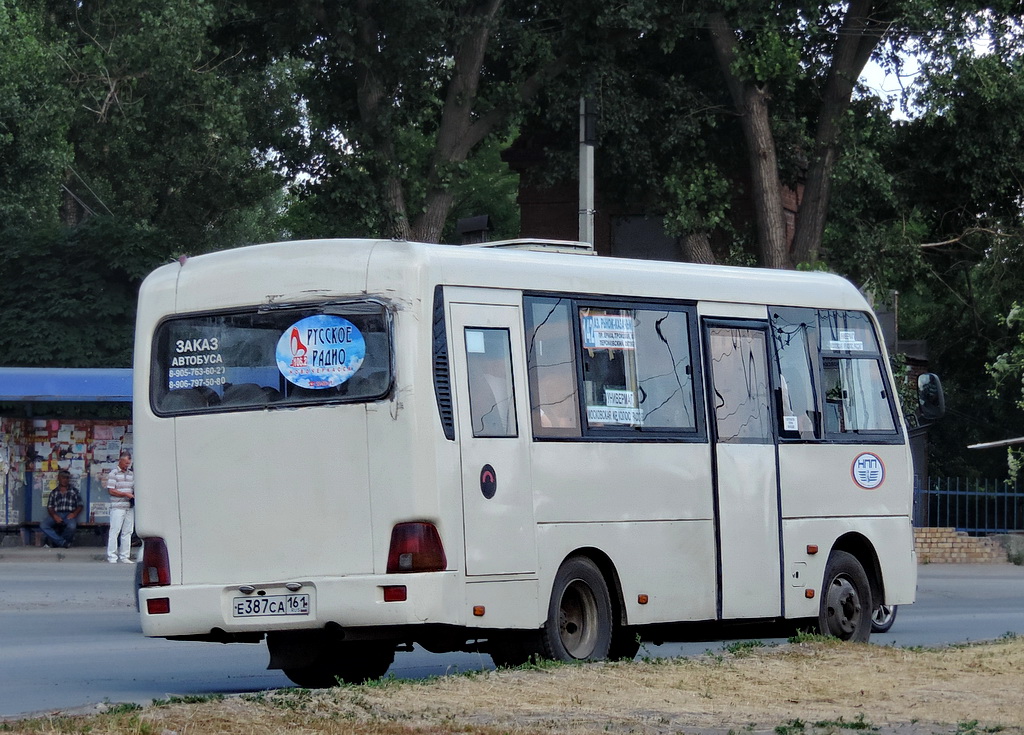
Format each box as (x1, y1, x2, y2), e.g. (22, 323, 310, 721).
(168, 377, 227, 390)
(168, 366, 226, 378)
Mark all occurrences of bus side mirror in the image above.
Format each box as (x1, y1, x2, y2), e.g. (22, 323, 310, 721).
(918, 373, 945, 422)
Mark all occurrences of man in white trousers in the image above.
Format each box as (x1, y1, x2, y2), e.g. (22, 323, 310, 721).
(106, 450, 135, 563)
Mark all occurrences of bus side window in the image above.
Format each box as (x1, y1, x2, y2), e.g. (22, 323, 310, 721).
(771, 308, 819, 440)
(823, 357, 896, 433)
(525, 297, 581, 438)
(465, 328, 518, 438)
(579, 306, 697, 433)
(818, 310, 897, 437)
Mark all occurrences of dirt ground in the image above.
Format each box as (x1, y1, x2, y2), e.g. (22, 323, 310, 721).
(12, 636, 1024, 735)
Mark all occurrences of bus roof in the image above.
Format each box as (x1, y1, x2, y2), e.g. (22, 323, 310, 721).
(146, 238, 869, 314)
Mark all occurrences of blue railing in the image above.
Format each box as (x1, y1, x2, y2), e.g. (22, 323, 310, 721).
(914, 477, 1024, 535)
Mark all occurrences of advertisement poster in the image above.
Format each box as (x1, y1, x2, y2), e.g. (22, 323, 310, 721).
(0, 419, 131, 524)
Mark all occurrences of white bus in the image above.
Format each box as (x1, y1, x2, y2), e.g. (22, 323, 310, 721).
(135, 238, 929, 687)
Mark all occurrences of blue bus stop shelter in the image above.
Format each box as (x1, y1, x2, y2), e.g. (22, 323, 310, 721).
(1, 368, 133, 542)
(0, 367, 133, 403)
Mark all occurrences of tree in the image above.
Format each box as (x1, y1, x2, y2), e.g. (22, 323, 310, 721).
(0, 221, 162, 368)
(0, 0, 72, 229)
(890, 49, 1024, 477)
(0, 0, 291, 368)
(219, 0, 581, 243)
(513, 2, 1022, 271)
(53, 0, 287, 252)
(705, 3, 890, 269)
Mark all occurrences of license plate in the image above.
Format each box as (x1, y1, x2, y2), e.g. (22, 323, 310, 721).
(232, 594, 310, 617)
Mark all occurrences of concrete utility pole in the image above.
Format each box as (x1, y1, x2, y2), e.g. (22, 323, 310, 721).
(578, 97, 597, 246)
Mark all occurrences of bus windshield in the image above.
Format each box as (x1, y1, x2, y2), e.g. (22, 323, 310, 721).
(151, 301, 391, 414)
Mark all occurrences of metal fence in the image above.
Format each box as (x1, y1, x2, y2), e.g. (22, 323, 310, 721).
(914, 477, 1024, 535)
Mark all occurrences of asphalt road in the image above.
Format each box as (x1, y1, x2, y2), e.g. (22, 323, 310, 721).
(1, 555, 1023, 721)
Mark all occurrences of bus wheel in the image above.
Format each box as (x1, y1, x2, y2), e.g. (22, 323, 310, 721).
(541, 557, 612, 661)
(871, 604, 898, 633)
(818, 551, 872, 643)
(282, 641, 395, 688)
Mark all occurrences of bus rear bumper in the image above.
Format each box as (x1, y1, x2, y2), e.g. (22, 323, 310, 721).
(138, 571, 462, 639)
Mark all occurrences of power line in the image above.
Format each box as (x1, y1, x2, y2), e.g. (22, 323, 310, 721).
(68, 166, 115, 217)
(59, 183, 98, 218)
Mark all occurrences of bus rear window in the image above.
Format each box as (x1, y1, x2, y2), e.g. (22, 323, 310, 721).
(151, 303, 391, 414)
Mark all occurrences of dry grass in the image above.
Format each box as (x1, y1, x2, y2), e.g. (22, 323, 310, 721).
(5, 637, 1024, 735)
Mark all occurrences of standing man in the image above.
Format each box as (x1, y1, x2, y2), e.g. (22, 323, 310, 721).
(106, 450, 135, 563)
(40, 470, 83, 549)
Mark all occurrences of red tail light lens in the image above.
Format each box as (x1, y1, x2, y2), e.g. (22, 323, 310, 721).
(147, 598, 171, 615)
(140, 537, 171, 587)
(387, 522, 447, 573)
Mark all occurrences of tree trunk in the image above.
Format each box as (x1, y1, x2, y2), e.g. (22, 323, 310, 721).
(411, 190, 456, 242)
(707, 13, 791, 270)
(410, 0, 503, 242)
(343, 1, 414, 240)
(791, 0, 890, 266)
(384, 175, 412, 241)
(681, 232, 716, 264)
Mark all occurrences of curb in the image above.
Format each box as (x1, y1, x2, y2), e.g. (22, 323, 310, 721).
(0, 547, 131, 563)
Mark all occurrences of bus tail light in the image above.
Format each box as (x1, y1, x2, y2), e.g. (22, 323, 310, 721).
(387, 522, 447, 573)
(140, 537, 171, 587)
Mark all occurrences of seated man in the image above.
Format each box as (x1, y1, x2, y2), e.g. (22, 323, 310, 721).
(40, 470, 83, 549)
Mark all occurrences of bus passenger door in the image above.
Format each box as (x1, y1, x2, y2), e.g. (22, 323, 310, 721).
(705, 321, 782, 619)
(450, 302, 537, 576)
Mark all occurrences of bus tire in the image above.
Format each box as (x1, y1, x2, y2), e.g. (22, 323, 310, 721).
(540, 556, 613, 661)
(282, 641, 395, 688)
(817, 550, 872, 643)
(871, 604, 898, 633)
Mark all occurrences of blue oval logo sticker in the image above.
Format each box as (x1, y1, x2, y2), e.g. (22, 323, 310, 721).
(276, 315, 365, 389)
(851, 452, 885, 490)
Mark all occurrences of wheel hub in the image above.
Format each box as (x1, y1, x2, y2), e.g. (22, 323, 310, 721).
(559, 580, 598, 658)
(825, 576, 862, 637)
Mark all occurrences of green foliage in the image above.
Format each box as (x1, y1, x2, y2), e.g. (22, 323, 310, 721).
(872, 47, 1024, 477)
(811, 715, 876, 731)
(987, 303, 1024, 482)
(0, 219, 165, 367)
(0, 0, 73, 228)
(988, 303, 1024, 413)
(820, 98, 928, 293)
(152, 694, 225, 706)
(955, 720, 1006, 735)
(787, 629, 831, 644)
(889, 353, 919, 427)
(57, 0, 287, 252)
(775, 714, 877, 734)
(663, 164, 732, 237)
(220, 0, 567, 242)
(723, 639, 771, 655)
(0, 0, 289, 367)
(441, 135, 522, 242)
(775, 719, 806, 735)
(731, 25, 803, 90)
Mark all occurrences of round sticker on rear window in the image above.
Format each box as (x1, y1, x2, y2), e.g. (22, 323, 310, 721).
(276, 315, 365, 389)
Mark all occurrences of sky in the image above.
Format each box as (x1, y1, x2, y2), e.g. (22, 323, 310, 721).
(859, 57, 921, 120)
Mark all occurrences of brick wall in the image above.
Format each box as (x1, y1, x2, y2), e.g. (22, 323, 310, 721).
(914, 527, 1008, 564)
